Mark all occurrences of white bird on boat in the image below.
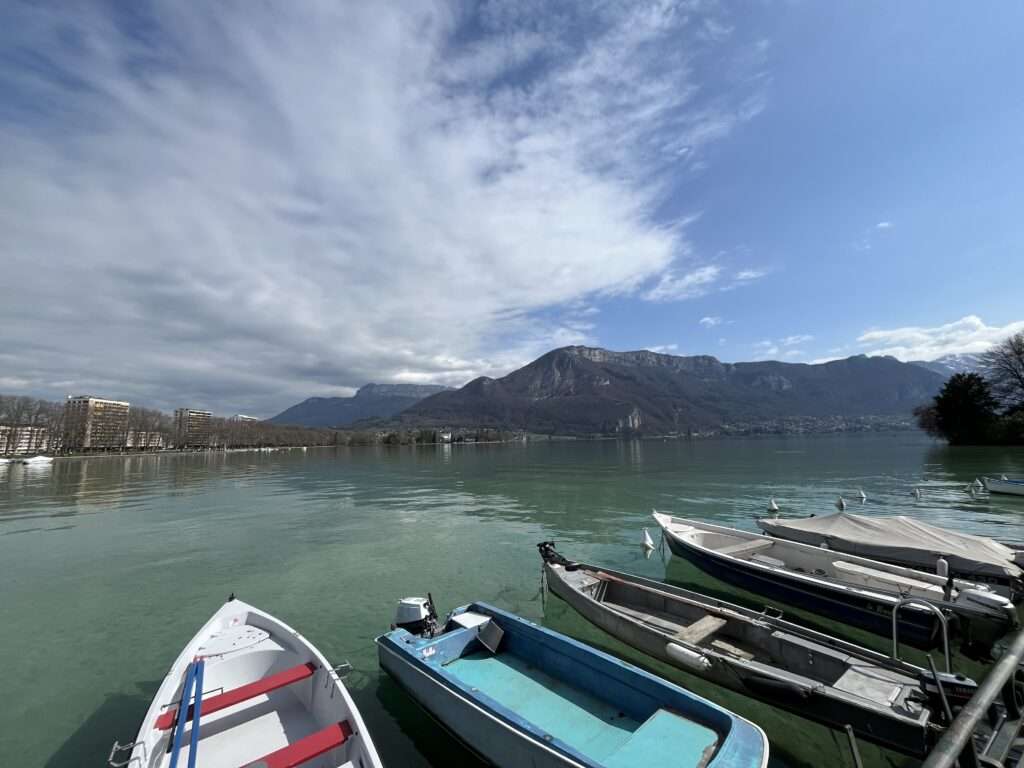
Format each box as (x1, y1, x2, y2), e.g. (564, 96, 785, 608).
(642, 527, 656, 551)
(768, 497, 780, 513)
(858, 488, 867, 503)
(835, 496, 847, 511)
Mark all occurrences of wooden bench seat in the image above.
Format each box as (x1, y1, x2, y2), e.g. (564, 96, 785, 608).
(673, 615, 727, 644)
(717, 539, 774, 558)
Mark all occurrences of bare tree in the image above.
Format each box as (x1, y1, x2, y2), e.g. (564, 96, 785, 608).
(982, 331, 1024, 412)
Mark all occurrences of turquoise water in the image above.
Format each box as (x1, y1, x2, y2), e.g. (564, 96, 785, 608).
(1, 434, 1022, 766)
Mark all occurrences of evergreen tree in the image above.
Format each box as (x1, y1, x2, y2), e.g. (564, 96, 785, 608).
(931, 373, 999, 445)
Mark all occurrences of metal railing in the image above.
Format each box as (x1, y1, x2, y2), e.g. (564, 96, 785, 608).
(920, 628, 1024, 768)
(892, 597, 952, 673)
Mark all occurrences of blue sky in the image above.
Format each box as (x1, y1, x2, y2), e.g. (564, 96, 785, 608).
(1, 1, 1022, 415)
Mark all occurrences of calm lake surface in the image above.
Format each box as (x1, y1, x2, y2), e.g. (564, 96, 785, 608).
(2, 433, 1023, 767)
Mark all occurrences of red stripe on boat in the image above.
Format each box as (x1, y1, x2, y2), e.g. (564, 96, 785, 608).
(241, 721, 352, 768)
(155, 662, 316, 730)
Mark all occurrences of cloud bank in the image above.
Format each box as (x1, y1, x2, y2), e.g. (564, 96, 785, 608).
(0, 1, 767, 415)
(859, 316, 1024, 361)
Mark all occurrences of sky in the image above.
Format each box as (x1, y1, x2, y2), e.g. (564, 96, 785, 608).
(1, 1, 1022, 417)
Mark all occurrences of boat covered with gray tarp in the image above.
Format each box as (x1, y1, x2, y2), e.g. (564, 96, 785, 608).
(539, 542, 979, 758)
(756, 512, 1023, 599)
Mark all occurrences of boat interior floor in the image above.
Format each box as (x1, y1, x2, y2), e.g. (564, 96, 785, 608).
(604, 600, 919, 712)
(606, 602, 757, 662)
(175, 688, 326, 768)
(444, 650, 718, 766)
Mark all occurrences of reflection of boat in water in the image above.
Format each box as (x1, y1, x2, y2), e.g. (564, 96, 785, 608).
(984, 476, 1024, 497)
(378, 598, 769, 768)
(18, 455, 54, 465)
(653, 513, 1018, 649)
(540, 542, 979, 758)
(114, 596, 383, 768)
(756, 511, 1024, 599)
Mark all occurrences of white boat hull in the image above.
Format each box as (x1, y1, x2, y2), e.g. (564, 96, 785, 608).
(125, 598, 382, 768)
(984, 477, 1024, 497)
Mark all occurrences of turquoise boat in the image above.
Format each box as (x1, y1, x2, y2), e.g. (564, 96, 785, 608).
(377, 601, 769, 768)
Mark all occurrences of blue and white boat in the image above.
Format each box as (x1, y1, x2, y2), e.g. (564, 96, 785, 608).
(377, 599, 769, 768)
(653, 513, 1017, 649)
(983, 476, 1024, 497)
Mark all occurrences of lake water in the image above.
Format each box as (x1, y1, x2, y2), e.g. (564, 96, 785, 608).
(2, 433, 1023, 767)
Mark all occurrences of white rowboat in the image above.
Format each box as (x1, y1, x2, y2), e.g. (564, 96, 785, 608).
(115, 597, 382, 768)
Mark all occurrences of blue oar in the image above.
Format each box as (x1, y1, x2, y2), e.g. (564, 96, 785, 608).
(169, 662, 197, 768)
(187, 659, 205, 768)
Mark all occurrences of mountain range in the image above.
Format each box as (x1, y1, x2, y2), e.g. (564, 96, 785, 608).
(270, 383, 450, 427)
(398, 346, 946, 435)
(909, 352, 983, 378)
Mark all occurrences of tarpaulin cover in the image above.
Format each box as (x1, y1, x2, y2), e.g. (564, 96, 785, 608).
(757, 512, 1021, 581)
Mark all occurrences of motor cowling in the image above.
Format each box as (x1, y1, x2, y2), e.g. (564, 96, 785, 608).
(394, 596, 437, 637)
(919, 670, 978, 710)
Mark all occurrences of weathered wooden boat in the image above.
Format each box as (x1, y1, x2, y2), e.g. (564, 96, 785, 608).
(653, 513, 1018, 649)
(756, 511, 1024, 599)
(984, 476, 1024, 497)
(539, 542, 983, 758)
(377, 599, 769, 768)
(110, 596, 382, 768)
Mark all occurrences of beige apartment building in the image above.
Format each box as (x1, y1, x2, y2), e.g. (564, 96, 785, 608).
(174, 408, 213, 448)
(63, 396, 130, 450)
(0, 425, 50, 455)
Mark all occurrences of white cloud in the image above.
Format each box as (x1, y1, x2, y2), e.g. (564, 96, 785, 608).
(781, 334, 814, 346)
(752, 340, 779, 358)
(876, 221, 892, 230)
(0, 2, 768, 414)
(735, 268, 767, 281)
(858, 315, 1024, 361)
(699, 316, 723, 327)
(644, 265, 722, 302)
(645, 344, 679, 354)
(782, 349, 803, 358)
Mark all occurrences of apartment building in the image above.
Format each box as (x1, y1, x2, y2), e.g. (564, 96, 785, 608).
(63, 396, 130, 451)
(174, 408, 213, 448)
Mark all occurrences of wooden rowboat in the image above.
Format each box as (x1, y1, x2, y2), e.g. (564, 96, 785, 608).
(540, 542, 982, 758)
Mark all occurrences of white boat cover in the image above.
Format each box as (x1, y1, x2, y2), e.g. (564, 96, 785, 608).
(757, 512, 1022, 581)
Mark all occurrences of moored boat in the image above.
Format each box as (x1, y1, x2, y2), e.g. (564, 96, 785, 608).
(653, 512, 1018, 649)
(756, 511, 1023, 599)
(539, 542, 979, 758)
(112, 596, 382, 768)
(377, 598, 769, 768)
(983, 476, 1024, 497)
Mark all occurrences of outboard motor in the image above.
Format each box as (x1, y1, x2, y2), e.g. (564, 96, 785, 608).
(393, 594, 438, 637)
(537, 541, 580, 570)
(919, 670, 979, 710)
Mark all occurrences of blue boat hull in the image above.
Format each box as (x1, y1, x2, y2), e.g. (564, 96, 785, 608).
(663, 534, 941, 648)
(377, 602, 768, 768)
